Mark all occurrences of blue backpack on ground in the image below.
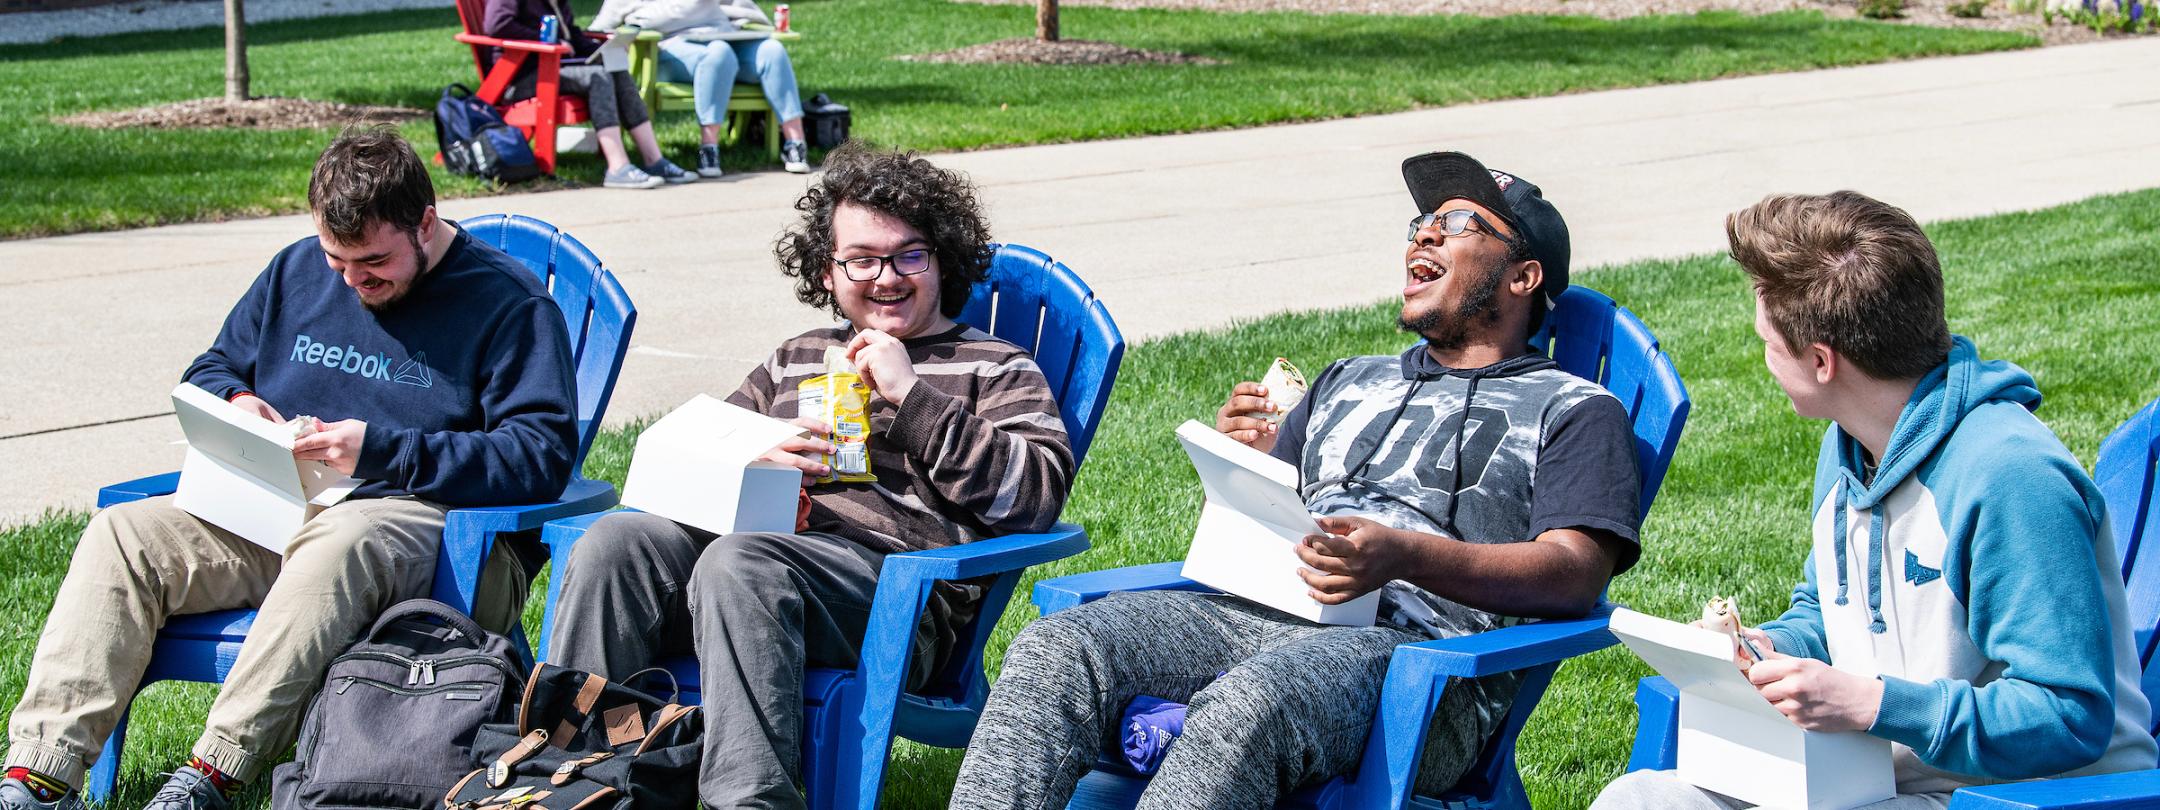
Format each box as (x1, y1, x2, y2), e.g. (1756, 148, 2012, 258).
(434, 84, 541, 184)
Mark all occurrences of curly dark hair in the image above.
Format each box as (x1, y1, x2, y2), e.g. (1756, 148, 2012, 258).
(774, 143, 995, 320)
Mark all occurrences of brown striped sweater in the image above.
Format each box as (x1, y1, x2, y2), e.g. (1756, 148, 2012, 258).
(726, 324, 1076, 557)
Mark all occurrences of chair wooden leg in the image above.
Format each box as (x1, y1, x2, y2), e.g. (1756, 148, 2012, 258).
(765, 109, 781, 161)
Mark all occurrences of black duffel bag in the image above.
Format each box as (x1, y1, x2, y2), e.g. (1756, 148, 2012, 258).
(272, 599, 527, 810)
(445, 664, 701, 810)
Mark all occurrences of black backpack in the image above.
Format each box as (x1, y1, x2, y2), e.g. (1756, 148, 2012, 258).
(434, 84, 542, 184)
(802, 93, 851, 151)
(446, 664, 702, 810)
(271, 599, 529, 810)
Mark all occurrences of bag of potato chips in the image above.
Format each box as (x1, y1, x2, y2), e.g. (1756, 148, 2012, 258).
(797, 346, 876, 484)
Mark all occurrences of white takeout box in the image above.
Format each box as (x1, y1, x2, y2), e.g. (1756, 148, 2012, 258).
(1609, 607, 1895, 810)
(1174, 420, 1381, 626)
(620, 395, 808, 536)
(171, 383, 362, 552)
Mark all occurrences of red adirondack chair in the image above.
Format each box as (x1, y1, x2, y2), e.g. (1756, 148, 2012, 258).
(451, 0, 592, 174)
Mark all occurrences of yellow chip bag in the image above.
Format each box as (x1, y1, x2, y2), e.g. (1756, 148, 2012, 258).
(798, 346, 876, 484)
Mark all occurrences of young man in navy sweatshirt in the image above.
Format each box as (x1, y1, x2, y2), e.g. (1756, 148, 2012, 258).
(1593, 192, 2156, 808)
(0, 127, 580, 810)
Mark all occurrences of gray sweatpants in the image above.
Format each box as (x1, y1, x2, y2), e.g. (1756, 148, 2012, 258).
(1592, 770, 1952, 810)
(505, 64, 650, 132)
(545, 512, 935, 810)
(951, 591, 1498, 810)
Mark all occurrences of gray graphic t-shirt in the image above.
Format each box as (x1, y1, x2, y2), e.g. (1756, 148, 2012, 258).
(1268, 344, 1642, 731)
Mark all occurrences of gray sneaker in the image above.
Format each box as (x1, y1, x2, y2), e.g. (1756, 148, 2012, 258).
(696, 144, 724, 178)
(781, 140, 810, 174)
(142, 767, 231, 810)
(0, 777, 84, 810)
(643, 158, 697, 184)
(603, 164, 664, 189)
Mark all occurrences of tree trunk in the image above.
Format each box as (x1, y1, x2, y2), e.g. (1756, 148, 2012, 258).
(224, 0, 249, 102)
(1036, 0, 1059, 41)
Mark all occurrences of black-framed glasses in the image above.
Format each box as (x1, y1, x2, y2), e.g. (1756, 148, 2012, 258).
(834, 249, 933, 282)
(1407, 209, 1521, 250)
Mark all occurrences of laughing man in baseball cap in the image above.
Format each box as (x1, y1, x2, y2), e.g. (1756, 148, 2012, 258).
(949, 152, 1645, 807)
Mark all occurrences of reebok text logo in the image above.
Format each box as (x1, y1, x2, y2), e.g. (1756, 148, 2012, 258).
(290, 334, 434, 388)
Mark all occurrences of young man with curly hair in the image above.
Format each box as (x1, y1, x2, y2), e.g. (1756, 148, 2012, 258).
(1591, 192, 2155, 809)
(543, 143, 1076, 809)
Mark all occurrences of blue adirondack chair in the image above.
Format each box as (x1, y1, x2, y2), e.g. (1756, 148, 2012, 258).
(80, 214, 635, 802)
(1030, 285, 1691, 810)
(1623, 394, 2160, 808)
(530, 243, 1127, 810)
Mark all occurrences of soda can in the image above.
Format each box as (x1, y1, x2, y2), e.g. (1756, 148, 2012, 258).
(775, 4, 790, 32)
(539, 14, 560, 44)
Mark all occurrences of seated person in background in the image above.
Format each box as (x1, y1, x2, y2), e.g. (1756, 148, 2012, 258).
(482, 0, 695, 188)
(949, 151, 1644, 809)
(0, 126, 578, 810)
(591, 0, 813, 176)
(1591, 192, 2158, 809)
(545, 143, 1076, 809)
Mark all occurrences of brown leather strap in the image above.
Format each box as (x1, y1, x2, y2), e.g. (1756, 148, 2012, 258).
(487, 729, 551, 787)
(565, 787, 619, 810)
(549, 752, 614, 786)
(634, 704, 699, 754)
(572, 673, 607, 715)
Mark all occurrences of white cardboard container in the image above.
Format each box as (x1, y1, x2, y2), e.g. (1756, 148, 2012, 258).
(170, 383, 361, 552)
(1174, 420, 1380, 626)
(620, 395, 808, 536)
(1609, 607, 1895, 810)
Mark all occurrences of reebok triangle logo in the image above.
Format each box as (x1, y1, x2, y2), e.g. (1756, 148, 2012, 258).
(392, 352, 434, 388)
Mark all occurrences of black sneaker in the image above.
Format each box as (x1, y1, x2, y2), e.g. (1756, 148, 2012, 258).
(781, 140, 810, 174)
(142, 767, 232, 810)
(696, 144, 723, 178)
(0, 777, 83, 810)
(643, 158, 697, 185)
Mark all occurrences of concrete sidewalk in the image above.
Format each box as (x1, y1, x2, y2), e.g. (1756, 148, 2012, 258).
(5, 37, 2158, 524)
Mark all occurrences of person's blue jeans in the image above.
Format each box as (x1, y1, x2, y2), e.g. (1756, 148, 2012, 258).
(655, 36, 805, 131)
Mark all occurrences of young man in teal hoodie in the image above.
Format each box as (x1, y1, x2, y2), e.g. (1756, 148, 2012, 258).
(1594, 191, 2156, 809)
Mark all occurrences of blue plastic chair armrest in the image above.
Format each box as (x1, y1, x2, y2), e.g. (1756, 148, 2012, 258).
(1348, 603, 1618, 809)
(876, 523, 1090, 582)
(99, 472, 181, 507)
(1947, 770, 2160, 810)
(432, 478, 618, 613)
(1031, 561, 1216, 616)
(1626, 675, 1680, 772)
(1387, 603, 1618, 679)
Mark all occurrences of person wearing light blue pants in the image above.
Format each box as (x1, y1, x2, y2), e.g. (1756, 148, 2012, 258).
(657, 35, 809, 176)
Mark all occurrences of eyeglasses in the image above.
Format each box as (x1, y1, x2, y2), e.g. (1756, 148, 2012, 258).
(1407, 209, 1522, 250)
(833, 249, 933, 282)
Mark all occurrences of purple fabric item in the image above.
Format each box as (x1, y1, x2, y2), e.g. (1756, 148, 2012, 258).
(1120, 695, 1188, 775)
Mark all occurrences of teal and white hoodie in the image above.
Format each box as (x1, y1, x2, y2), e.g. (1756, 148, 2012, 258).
(1760, 336, 2157, 793)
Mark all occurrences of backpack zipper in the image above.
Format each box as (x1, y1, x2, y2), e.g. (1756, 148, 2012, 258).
(333, 651, 519, 685)
(335, 675, 491, 700)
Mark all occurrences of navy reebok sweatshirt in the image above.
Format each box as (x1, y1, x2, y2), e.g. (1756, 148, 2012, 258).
(184, 224, 580, 507)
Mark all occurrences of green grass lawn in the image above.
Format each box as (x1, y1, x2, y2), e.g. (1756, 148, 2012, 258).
(4, 188, 2156, 807)
(0, 0, 2034, 240)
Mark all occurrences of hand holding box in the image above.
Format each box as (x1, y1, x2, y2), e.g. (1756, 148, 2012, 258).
(621, 395, 812, 536)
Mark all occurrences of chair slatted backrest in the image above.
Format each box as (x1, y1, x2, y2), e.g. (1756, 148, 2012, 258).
(2095, 396, 2160, 735)
(461, 214, 638, 473)
(453, 0, 493, 76)
(911, 244, 1124, 706)
(1443, 286, 1691, 802)
(956, 244, 1126, 465)
(1531, 286, 1691, 521)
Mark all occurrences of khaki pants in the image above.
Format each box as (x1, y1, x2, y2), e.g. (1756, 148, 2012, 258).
(2, 495, 521, 786)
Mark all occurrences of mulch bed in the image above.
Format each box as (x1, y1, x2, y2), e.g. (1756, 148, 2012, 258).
(56, 96, 425, 130)
(898, 37, 1220, 65)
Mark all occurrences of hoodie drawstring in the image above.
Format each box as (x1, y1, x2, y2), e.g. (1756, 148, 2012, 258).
(1440, 370, 1491, 537)
(1829, 472, 1889, 634)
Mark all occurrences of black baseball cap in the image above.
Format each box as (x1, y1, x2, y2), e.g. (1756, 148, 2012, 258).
(1401, 151, 1570, 305)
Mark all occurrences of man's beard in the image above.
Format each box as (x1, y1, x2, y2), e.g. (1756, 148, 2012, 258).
(1398, 253, 1508, 352)
(361, 230, 428, 313)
